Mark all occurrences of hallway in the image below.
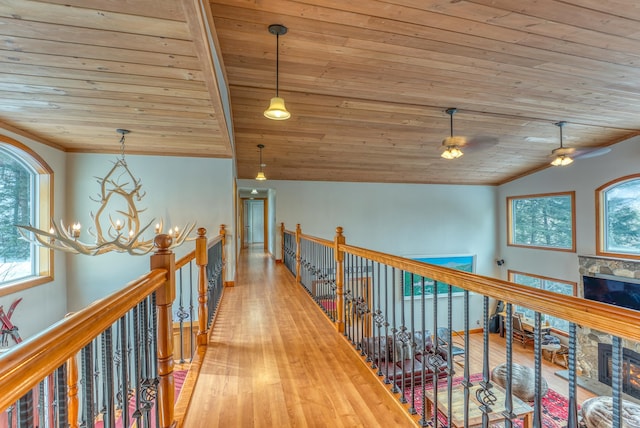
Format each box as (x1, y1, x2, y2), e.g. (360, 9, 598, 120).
(182, 246, 412, 427)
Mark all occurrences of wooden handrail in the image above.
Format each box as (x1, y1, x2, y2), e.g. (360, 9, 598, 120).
(340, 242, 640, 343)
(0, 269, 167, 412)
(299, 233, 333, 248)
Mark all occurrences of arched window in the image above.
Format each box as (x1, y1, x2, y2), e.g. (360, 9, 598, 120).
(597, 174, 640, 259)
(0, 135, 53, 292)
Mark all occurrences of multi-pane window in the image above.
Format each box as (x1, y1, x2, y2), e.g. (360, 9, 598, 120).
(509, 270, 575, 333)
(597, 175, 640, 258)
(0, 149, 34, 283)
(0, 136, 52, 290)
(507, 192, 576, 252)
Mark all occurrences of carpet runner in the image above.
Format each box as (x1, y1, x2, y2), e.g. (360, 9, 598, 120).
(404, 373, 576, 427)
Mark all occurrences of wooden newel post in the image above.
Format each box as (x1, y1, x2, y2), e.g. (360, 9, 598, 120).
(220, 224, 228, 287)
(334, 226, 345, 333)
(295, 223, 302, 283)
(280, 222, 285, 263)
(150, 234, 176, 428)
(66, 313, 79, 428)
(196, 227, 208, 346)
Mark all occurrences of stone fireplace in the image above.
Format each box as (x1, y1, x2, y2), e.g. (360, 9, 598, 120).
(598, 343, 640, 399)
(577, 256, 640, 384)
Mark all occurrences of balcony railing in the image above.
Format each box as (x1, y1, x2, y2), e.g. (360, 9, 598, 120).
(283, 223, 640, 428)
(0, 226, 227, 428)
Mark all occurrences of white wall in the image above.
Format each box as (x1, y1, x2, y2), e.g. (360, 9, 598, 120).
(238, 179, 499, 331)
(0, 130, 68, 341)
(66, 153, 234, 310)
(497, 135, 640, 285)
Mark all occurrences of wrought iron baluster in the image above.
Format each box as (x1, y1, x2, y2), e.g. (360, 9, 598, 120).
(463, 289, 471, 428)
(612, 336, 623, 428)
(189, 260, 195, 363)
(81, 342, 95, 428)
(382, 265, 390, 385)
(431, 274, 439, 427)
(501, 303, 514, 427)
(567, 322, 578, 427)
(418, 276, 428, 427)
(390, 267, 398, 393)
(477, 296, 495, 428)
(118, 315, 130, 428)
(100, 328, 115, 428)
(408, 272, 417, 415)
(177, 266, 186, 363)
(56, 365, 68, 428)
(38, 377, 45, 428)
(16, 390, 33, 428)
(446, 284, 453, 425)
(532, 312, 543, 427)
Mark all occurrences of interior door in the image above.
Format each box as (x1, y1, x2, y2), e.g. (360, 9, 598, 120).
(244, 199, 264, 245)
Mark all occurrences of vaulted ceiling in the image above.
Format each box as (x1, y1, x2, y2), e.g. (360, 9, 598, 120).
(1, 1, 639, 185)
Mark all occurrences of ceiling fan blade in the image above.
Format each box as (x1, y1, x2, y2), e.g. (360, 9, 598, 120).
(573, 147, 612, 160)
(465, 136, 499, 152)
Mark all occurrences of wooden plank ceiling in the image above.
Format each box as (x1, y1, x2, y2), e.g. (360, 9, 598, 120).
(1, 1, 639, 184)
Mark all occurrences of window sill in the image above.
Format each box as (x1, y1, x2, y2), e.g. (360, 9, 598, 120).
(0, 276, 53, 298)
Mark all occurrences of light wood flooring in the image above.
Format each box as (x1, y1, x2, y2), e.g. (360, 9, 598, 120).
(182, 246, 594, 427)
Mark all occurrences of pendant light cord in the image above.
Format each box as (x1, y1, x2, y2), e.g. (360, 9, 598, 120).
(275, 34, 280, 97)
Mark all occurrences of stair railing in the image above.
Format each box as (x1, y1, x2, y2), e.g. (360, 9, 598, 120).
(0, 226, 227, 428)
(281, 223, 640, 428)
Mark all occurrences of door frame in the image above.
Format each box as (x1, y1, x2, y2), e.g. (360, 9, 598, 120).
(239, 197, 268, 251)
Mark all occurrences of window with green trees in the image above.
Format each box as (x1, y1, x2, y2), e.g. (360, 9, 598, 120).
(509, 270, 575, 332)
(0, 136, 52, 289)
(598, 175, 640, 258)
(0, 149, 33, 283)
(507, 192, 575, 251)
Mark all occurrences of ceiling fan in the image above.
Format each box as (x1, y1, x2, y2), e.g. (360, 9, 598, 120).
(440, 108, 498, 160)
(549, 121, 611, 166)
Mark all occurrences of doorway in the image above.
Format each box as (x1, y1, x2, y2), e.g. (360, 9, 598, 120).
(242, 199, 267, 250)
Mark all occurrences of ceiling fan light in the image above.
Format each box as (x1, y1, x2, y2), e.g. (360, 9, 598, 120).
(441, 146, 463, 160)
(264, 96, 291, 120)
(551, 155, 573, 166)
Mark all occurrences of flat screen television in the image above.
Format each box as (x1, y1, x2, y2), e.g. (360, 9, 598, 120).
(583, 274, 640, 312)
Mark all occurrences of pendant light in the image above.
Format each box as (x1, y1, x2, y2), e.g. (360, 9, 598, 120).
(264, 24, 291, 120)
(550, 121, 574, 166)
(441, 108, 465, 159)
(255, 144, 267, 180)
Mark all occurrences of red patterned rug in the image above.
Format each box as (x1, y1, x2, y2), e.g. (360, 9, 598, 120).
(404, 373, 576, 427)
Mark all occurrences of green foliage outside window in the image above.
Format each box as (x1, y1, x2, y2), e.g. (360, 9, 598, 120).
(0, 149, 33, 283)
(511, 272, 573, 332)
(603, 179, 640, 255)
(510, 193, 574, 250)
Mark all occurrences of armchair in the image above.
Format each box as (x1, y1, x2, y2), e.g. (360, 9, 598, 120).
(436, 327, 465, 367)
(512, 315, 535, 347)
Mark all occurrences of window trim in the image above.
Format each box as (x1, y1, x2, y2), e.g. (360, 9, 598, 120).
(0, 134, 54, 296)
(507, 191, 576, 252)
(508, 269, 577, 336)
(596, 173, 640, 260)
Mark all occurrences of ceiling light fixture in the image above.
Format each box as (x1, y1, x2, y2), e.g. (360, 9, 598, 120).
(251, 189, 258, 195)
(550, 121, 574, 166)
(441, 108, 465, 160)
(255, 144, 267, 180)
(16, 129, 195, 255)
(264, 24, 291, 121)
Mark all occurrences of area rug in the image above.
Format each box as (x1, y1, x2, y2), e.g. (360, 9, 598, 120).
(404, 373, 576, 428)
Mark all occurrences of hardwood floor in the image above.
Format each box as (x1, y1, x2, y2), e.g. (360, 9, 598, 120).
(182, 245, 413, 427)
(182, 246, 594, 427)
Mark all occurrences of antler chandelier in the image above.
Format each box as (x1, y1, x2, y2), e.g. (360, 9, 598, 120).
(17, 129, 195, 256)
